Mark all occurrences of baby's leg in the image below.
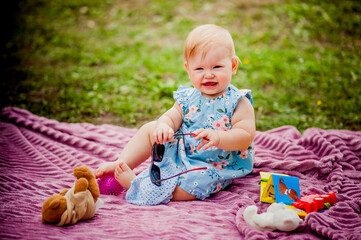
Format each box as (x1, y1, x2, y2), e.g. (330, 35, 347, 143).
(94, 121, 156, 178)
(171, 186, 197, 201)
(114, 162, 136, 190)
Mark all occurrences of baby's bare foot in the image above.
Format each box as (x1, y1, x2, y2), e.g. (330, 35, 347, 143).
(114, 162, 136, 190)
(94, 161, 119, 178)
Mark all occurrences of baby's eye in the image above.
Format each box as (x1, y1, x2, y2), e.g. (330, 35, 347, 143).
(214, 65, 222, 69)
(195, 67, 203, 71)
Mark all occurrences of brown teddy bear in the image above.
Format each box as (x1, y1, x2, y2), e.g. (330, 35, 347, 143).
(41, 166, 100, 226)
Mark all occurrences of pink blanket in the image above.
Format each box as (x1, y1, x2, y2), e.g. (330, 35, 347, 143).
(0, 107, 360, 239)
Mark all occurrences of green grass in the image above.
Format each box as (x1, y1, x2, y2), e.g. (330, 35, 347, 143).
(1, 0, 360, 132)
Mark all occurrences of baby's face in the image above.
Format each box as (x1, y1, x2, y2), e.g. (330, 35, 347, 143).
(185, 46, 237, 99)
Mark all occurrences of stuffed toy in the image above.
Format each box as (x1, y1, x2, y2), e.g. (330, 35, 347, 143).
(243, 203, 302, 232)
(41, 166, 101, 226)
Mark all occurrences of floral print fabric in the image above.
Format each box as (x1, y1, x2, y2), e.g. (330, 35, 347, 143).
(126, 84, 254, 205)
(171, 84, 254, 199)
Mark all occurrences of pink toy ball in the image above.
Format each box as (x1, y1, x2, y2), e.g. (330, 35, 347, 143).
(97, 174, 123, 195)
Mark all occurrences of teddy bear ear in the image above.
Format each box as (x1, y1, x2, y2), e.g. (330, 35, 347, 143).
(49, 199, 61, 209)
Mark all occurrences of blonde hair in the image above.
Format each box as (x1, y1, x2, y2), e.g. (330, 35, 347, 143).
(184, 24, 236, 62)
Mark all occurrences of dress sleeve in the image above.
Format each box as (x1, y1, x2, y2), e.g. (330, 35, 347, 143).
(173, 86, 193, 109)
(228, 86, 253, 116)
(239, 89, 253, 106)
(227, 85, 253, 116)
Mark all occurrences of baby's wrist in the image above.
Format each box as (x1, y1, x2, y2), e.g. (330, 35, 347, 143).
(155, 120, 167, 128)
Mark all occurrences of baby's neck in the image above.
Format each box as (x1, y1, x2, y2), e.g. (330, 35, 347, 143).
(201, 89, 228, 99)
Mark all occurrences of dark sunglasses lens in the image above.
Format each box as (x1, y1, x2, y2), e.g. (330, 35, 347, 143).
(150, 164, 161, 186)
(152, 144, 165, 162)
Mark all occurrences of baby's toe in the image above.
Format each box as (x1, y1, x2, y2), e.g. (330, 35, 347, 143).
(118, 162, 130, 171)
(94, 170, 102, 178)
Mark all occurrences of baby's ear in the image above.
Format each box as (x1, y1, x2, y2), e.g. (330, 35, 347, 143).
(184, 61, 191, 76)
(232, 57, 239, 74)
(184, 61, 189, 71)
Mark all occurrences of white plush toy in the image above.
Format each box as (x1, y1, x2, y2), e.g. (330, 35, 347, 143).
(243, 203, 302, 232)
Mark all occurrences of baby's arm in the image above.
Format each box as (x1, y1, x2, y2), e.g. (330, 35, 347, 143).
(154, 102, 183, 144)
(195, 97, 255, 151)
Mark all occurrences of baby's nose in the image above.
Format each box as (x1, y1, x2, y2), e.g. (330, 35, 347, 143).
(204, 70, 215, 78)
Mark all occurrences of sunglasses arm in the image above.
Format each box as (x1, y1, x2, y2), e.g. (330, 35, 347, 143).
(152, 167, 207, 184)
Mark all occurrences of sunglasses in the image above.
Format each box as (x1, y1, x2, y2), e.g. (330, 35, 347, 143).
(150, 133, 207, 186)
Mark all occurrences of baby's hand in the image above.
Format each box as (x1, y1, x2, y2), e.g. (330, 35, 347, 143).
(194, 128, 220, 150)
(153, 123, 174, 144)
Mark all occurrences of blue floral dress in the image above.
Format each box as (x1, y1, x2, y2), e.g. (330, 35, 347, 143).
(126, 84, 254, 205)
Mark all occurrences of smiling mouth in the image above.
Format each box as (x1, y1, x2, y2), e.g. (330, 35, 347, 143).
(203, 82, 218, 87)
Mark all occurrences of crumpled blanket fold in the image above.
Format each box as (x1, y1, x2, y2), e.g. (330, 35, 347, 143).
(0, 107, 360, 239)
